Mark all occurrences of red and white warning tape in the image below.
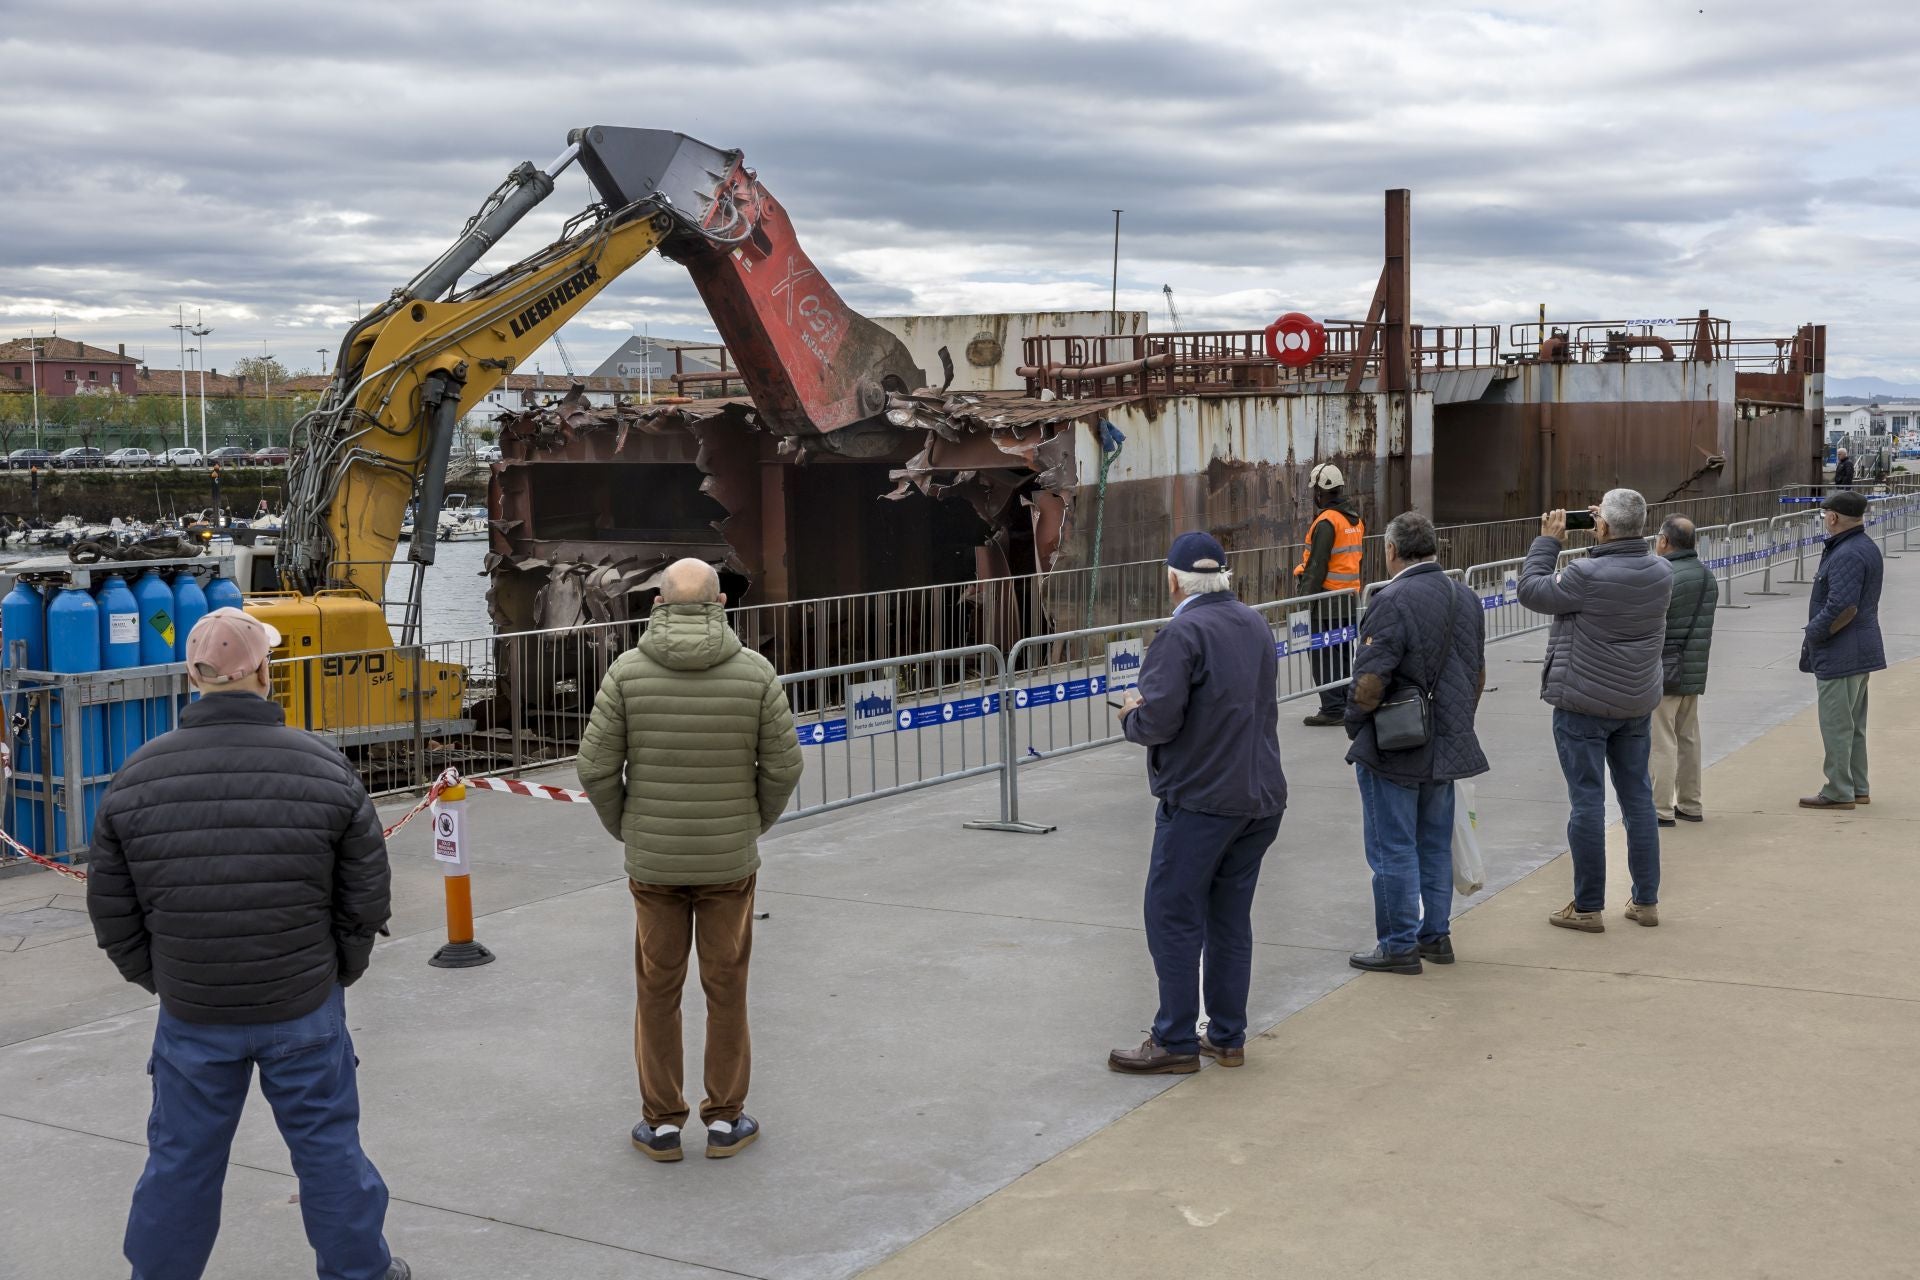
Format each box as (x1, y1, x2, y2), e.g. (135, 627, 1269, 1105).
(0, 828, 89, 882)
(461, 775, 594, 804)
(0, 768, 579, 880)
(382, 767, 463, 839)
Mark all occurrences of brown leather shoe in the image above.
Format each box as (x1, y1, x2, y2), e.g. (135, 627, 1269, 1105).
(1108, 1037, 1199, 1075)
(1799, 795, 1856, 811)
(1855, 794, 1870, 805)
(1197, 1033, 1244, 1067)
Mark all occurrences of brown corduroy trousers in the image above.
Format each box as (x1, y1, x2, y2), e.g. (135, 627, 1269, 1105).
(628, 874, 755, 1128)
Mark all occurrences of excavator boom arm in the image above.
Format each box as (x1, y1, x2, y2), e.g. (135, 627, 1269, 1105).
(281, 126, 925, 613)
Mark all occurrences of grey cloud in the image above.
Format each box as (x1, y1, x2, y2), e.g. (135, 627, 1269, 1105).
(3, 1, 1918, 378)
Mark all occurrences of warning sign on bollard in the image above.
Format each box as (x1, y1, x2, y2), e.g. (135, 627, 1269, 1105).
(432, 807, 463, 864)
(427, 782, 494, 969)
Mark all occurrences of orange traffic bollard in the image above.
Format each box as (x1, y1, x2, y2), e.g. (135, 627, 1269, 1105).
(428, 781, 495, 969)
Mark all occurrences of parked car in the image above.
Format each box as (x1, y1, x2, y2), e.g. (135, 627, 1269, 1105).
(251, 446, 291, 466)
(6, 448, 54, 470)
(475, 444, 503, 462)
(55, 447, 107, 469)
(206, 447, 254, 465)
(106, 447, 153, 468)
(164, 447, 204, 467)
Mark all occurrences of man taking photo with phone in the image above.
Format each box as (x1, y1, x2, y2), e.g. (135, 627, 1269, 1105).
(1517, 490, 1673, 934)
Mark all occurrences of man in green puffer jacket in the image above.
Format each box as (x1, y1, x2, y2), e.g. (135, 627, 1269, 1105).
(1651, 516, 1718, 826)
(577, 558, 801, 1163)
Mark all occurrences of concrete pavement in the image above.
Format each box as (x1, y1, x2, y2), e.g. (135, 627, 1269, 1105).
(1, 539, 1916, 1279)
(868, 657, 1920, 1280)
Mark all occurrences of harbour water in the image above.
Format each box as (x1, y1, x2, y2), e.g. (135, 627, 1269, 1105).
(386, 537, 494, 645)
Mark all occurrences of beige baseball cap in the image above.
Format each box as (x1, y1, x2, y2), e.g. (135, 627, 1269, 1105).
(185, 607, 281, 686)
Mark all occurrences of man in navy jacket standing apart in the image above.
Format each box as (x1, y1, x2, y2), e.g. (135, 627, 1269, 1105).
(1799, 489, 1885, 810)
(1111, 532, 1287, 1075)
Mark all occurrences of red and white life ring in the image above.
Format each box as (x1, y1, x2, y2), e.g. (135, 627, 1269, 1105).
(1264, 312, 1327, 367)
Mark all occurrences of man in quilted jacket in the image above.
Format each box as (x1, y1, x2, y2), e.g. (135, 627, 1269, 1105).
(1343, 511, 1488, 974)
(86, 608, 406, 1280)
(1798, 490, 1885, 811)
(1651, 517, 1718, 827)
(577, 559, 801, 1163)
(1518, 490, 1673, 933)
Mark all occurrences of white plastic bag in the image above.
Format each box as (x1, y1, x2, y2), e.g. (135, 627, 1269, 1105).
(1451, 779, 1485, 895)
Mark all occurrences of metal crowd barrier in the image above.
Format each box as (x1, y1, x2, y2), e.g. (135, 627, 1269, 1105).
(13, 485, 1920, 865)
(775, 644, 1010, 826)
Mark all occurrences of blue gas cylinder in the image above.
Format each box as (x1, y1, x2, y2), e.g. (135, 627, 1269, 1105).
(96, 575, 143, 768)
(172, 573, 209, 661)
(3, 581, 47, 849)
(204, 575, 243, 613)
(133, 570, 177, 738)
(133, 570, 176, 664)
(2, 580, 46, 674)
(46, 586, 104, 856)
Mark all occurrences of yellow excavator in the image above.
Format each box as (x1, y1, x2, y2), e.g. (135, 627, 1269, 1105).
(248, 125, 924, 738)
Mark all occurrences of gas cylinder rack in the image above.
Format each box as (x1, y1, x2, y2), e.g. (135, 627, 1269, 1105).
(1, 554, 240, 861)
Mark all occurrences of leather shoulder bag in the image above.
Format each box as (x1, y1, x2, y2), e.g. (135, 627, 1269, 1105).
(1372, 576, 1460, 753)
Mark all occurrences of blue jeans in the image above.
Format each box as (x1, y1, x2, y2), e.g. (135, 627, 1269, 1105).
(127, 985, 392, 1280)
(1354, 765, 1455, 954)
(1552, 708, 1661, 912)
(1144, 801, 1284, 1053)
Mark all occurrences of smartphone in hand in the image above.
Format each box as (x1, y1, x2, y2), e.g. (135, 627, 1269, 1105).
(1565, 510, 1596, 530)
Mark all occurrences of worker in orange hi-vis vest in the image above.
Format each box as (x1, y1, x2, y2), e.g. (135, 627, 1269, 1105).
(1294, 462, 1366, 727)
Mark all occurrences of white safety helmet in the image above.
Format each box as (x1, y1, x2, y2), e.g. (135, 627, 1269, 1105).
(1309, 462, 1346, 491)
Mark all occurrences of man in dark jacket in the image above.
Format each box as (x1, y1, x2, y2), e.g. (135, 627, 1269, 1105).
(1343, 511, 1488, 974)
(1518, 489, 1673, 933)
(1799, 490, 1885, 810)
(1651, 517, 1718, 826)
(1832, 447, 1854, 490)
(86, 608, 406, 1280)
(1111, 531, 1286, 1074)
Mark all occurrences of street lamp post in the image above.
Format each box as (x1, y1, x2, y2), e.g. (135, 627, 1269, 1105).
(26, 331, 44, 450)
(317, 347, 328, 374)
(191, 312, 212, 457)
(261, 345, 276, 450)
(170, 305, 191, 449)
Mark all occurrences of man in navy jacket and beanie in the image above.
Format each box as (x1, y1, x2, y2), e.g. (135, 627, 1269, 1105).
(1343, 512, 1488, 974)
(1111, 531, 1287, 1074)
(1799, 489, 1885, 810)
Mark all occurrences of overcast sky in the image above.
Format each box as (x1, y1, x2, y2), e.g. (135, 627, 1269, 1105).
(3, 0, 1918, 383)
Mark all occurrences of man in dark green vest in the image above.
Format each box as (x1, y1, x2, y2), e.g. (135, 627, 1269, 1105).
(1651, 516, 1717, 826)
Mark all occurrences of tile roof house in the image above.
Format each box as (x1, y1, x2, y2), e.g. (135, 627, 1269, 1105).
(0, 337, 142, 397)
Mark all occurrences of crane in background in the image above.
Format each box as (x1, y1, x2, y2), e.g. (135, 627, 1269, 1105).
(552, 330, 579, 378)
(1161, 284, 1185, 332)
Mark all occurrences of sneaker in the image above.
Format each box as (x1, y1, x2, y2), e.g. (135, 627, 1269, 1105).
(1675, 811, 1704, 823)
(1799, 795, 1855, 811)
(1348, 946, 1422, 974)
(385, 1260, 412, 1280)
(1548, 902, 1605, 933)
(1301, 710, 1344, 727)
(705, 1114, 760, 1159)
(1855, 794, 1870, 806)
(1624, 899, 1659, 927)
(1197, 1032, 1244, 1067)
(1418, 935, 1456, 964)
(1108, 1037, 1200, 1075)
(631, 1121, 684, 1163)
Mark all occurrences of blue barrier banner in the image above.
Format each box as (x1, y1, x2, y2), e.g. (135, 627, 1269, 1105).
(1271, 624, 1357, 657)
(800, 690, 1005, 746)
